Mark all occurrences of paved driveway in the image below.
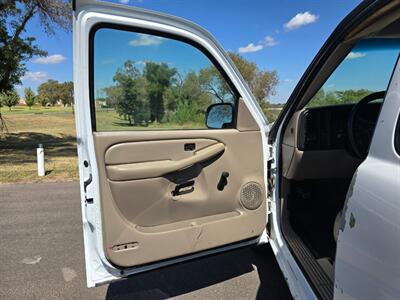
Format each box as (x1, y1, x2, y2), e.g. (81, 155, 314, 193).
(0, 182, 292, 299)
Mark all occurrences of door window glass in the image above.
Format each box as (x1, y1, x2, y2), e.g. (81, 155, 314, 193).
(92, 27, 237, 131)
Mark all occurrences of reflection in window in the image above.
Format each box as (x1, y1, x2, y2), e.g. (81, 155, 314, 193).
(93, 29, 236, 131)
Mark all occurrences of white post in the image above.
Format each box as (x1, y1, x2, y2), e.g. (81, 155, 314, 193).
(37, 144, 45, 177)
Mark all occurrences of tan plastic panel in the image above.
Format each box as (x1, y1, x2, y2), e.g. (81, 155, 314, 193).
(93, 129, 266, 267)
(284, 148, 362, 179)
(237, 98, 260, 131)
(105, 139, 217, 165)
(282, 110, 362, 180)
(106, 143, 226, 181)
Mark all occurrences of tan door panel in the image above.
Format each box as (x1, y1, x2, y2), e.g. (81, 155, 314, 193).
(94, 129, 266, 267)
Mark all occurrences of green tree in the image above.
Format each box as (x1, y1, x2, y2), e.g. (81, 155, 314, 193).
(198, 65, 233, 103)
(103, 85, 122, 108)
(195, 52, 279, 117)
(335, 89, 371, 104)
(144, 62, 176, 122)
(308, 89, 373, 107)
(59, 81, 74, 106)
(164, 71, 212, 124)
(104, 54, 279, 127)
(228, 52, 278, 106)
(1, 90, 19, 111)
(38, 95, 48, 107)
(24, 87, 35, 109)
(0, 1, 71, 93)
(309, 89, 326, 106)
(113, 60, 149, 126)
(37, 79, 61, 106)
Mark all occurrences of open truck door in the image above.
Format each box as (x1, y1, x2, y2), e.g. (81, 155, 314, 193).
(73, 0, 270, 287)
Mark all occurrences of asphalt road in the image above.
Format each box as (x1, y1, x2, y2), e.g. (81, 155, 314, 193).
(0, 182, 292, 300)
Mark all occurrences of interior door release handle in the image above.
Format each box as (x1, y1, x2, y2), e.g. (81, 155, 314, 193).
(184, 143, 196, 151)
(172, 180, 195, 196)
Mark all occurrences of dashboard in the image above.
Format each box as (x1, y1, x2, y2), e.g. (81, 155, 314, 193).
(297, 102, 382, 152)
(298, 105, 352, 151)
(281, 102, 381, 180)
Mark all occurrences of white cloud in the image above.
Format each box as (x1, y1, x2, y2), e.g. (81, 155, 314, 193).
(284, 11, 319, 31)
(129, 34, 164, 47)
(21, 71, 49, 82)
(238, 43, 263, 53)
(345, 52, 366, 60)
(263, 36, 278, 47)
(119, 0, 129, 3)
(32, 54, 66, 64)
(238, 36, 278, 54)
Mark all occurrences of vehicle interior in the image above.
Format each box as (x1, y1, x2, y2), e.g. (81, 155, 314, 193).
(277, 3, 400, 299)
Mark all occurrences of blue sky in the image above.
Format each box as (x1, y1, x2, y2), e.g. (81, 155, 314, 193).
(20, 0, 364, 103)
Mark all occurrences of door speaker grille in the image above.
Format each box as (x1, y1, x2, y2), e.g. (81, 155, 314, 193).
(240, 182, 263, 210)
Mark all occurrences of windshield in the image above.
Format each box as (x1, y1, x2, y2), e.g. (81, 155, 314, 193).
(308, 39, 400, 107)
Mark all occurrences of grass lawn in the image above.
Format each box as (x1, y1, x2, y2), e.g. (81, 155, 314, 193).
(1, 104, 74, 115)
(0, 109, 78, 184)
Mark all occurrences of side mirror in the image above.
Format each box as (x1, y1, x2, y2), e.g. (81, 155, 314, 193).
(205, 103, 234, 129)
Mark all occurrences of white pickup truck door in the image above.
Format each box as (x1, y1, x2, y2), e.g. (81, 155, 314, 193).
(73, 0, 270, 287)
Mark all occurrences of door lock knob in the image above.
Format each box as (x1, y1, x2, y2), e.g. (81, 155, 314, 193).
(217, 171, 229, 191)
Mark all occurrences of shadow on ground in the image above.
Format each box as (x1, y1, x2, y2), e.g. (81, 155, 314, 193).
(0, 132, 76, 164)
(0, 132, 76, 151)
(106, 245, 292, 300)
